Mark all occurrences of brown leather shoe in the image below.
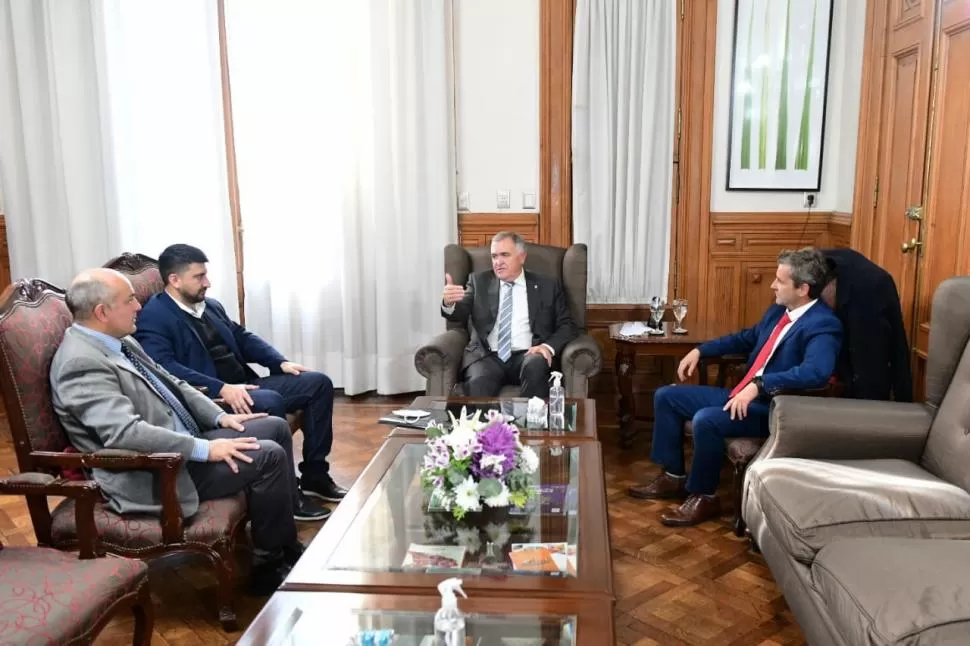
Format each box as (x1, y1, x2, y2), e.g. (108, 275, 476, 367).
(627, 472, 688, 500)
(660, 494, 722, 527)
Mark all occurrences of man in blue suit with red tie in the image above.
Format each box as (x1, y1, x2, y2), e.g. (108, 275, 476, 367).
(628, 247, 842, 527)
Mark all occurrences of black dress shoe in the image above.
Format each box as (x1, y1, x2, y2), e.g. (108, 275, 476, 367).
(294, 494, 331, 522)
(248, 559, 291, 596)
(301, 475, 348, 502)
(283, 541, 306, 567)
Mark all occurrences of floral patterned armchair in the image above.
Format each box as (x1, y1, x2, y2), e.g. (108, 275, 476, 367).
(0, 471, 153, 645)
(0, 279, 248, 631)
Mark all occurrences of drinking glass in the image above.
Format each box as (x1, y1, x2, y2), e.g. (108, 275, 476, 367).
(672, 298, 688, 334)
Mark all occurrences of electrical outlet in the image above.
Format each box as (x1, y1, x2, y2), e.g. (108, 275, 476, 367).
(497, 190, 511, 209)
(457, 191, 469, 211)
(803, 192, 817, 208)
(523, 192, 537, 209)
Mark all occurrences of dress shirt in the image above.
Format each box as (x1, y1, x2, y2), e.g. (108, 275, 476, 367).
(755, 299, 817, 377)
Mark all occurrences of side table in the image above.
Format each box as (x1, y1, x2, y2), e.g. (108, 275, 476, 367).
(609, 322, 707, 448)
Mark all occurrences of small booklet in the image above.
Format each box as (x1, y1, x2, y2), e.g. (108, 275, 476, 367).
(400, 543, 467, 570)
(509, 542, 569, 574)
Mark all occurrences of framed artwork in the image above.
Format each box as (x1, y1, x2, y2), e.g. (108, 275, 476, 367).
(726, 0, 834, 191)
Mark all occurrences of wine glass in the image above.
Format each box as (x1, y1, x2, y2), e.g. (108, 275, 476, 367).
(672, 298, 688, 334)
(650, 296, 667, 334)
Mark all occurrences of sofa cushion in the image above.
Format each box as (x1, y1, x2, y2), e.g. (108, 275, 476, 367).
(813, 538, 970, 645)
(748, 457, 970, 563)
(922, 337, 970, 492)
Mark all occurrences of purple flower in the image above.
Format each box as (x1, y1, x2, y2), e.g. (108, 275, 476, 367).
(423, 436, 451, 470)
(471, 422, 518, 479)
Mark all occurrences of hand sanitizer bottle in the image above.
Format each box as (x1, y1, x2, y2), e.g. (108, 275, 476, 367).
(548, 371, 565, 432)
(434, 578, 467, 645)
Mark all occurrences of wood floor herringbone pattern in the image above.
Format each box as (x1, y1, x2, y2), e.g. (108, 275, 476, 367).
(0, 395, 806, 645)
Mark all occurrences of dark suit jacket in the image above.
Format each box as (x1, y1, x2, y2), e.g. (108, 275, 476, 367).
(823, 248, 913, 402)
(442, 269, 578, 369)
(134, 292, 287, 396)
(698, 301, 843, 396)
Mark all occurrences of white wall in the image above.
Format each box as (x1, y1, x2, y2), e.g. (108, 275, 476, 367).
(710, 0, 866, 213)
(454, 0, 539, 213)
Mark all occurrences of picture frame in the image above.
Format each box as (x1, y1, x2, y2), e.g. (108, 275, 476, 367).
(726, 0, 834, 191)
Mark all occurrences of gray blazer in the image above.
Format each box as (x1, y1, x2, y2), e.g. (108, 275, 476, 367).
(50, 326, 226, 517)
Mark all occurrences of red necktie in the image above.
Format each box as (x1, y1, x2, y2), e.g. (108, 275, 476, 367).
(730, 311, 792, 398)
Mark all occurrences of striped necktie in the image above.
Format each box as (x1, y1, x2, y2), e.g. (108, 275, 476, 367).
(496, 281, 514, 362)
(121, 344, 201, 436)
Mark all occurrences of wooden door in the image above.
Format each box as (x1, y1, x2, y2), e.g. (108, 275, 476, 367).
(913, 0, 970, 360)
(853, 0, 937, 341)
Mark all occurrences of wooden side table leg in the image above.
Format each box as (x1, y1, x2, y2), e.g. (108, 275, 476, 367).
(616, 345, 637, 449)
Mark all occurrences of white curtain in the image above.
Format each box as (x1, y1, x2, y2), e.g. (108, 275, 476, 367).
(224, 0, 456, 394)
(0, 0, 238, 312)
(572, 0, 677, 304)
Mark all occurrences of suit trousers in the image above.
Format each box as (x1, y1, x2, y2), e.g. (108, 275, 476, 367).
(187, 417, 298, 554)
(246, 371, 335, 478)
(463, 350, 552, 398)
(650, 385, 769, 495)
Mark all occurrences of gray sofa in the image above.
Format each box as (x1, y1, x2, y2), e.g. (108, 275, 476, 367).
(743, 276, 970, 645)
(414, 242, 602, 398)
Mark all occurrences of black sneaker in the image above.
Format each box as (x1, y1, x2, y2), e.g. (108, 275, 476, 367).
(301, 475, 348, 502)
(294, 493, 331, 521)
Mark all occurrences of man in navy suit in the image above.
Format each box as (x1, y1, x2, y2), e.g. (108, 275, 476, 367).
(628, 247, 842, 527)
(134, 244, 347, 512)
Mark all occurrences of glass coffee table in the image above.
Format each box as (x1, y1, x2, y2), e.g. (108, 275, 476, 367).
(238, 591, 613, 645)
(283, 437, 612, 600)
(387, 396, 598, 442)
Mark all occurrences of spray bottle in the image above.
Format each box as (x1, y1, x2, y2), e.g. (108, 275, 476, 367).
(548, 371, 565, 432)
(434, 578, 467, 645)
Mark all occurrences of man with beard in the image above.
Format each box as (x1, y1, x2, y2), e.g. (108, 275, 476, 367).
(135, 244, 346, 512)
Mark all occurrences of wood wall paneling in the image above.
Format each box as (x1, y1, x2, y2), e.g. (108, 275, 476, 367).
(0, 216, 9, 290)
(457, 213, 540, 248)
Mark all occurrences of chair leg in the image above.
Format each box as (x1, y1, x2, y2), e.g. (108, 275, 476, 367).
(212, 543, 239, 632)
(732, 461, 748, 538)
(130, 578, 155, 646)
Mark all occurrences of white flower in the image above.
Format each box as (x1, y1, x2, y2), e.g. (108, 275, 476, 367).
(478, 453, 507, 477)
(517, 445, 539, 475)
(453, 476, 482, 512)
(448, 406, 488, 433)
(445, 427, 479, 457)
(483, 480, 511, 508)
(455, 527, 481, 552)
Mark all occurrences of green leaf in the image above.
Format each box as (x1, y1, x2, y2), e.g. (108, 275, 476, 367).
(426, 426, 443, 439)
(477, 478, 502, 498)
(775, 0, 792, 170)
(509, 491, 528, 508)
(447, 468, 466, 486)
(452, 507, 466, 521)
(794, 0, 819, 171)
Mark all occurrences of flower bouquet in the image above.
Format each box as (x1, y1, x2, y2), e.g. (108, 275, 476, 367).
(420, 407, 539, 520)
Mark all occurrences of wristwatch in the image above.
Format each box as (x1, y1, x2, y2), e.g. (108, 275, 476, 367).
(752, 376, 765, 396)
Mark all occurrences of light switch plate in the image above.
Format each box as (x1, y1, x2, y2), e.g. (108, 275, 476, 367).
(523, 192, 537, 209)
(457, 191, 470, 211)
(497, 190, 511, 209)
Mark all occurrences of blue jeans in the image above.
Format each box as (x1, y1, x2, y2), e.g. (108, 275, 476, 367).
(247, 371, 335, 479)
(650, 385, 770, 495)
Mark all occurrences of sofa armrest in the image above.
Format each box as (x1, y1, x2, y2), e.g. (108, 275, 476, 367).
(415, 329, 469, 396)
(560, 333, 602, 397)
(31, 449, 186, 544)
(760, 395, 933, 463)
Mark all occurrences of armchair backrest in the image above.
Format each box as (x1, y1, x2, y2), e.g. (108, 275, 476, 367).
(919, 277, 970, 489)
(443, 242, 588, 330)
(104, 253, 163, 306)
(0, 280, 74, 470)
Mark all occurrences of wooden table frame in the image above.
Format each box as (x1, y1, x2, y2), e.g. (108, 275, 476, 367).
(389, 396, 599, 442)
(238, 591, 614, 646)
(282, 437, 613, 601)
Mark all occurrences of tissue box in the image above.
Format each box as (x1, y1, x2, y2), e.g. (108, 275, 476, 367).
(526, 397, 547, 428)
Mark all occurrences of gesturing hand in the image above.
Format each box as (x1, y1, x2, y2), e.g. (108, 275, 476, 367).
(207, 437, 260, 473)
(219, 383, 259, 414)
(442, 273, 466, 306)
(218, 412, 268, 432)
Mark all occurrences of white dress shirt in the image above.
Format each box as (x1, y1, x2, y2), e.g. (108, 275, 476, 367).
(169, 292, 206, 318)
(755, 299, 817, 376)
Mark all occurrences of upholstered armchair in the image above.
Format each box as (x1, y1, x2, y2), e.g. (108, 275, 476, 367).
(0, 472, 154, 645)
(104, 252, 305, 434)
(415, 242, 602, 398)
(0, 279, 247, 630)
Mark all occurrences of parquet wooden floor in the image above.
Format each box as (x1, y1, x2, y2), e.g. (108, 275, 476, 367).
(0, 395, 806, 645)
